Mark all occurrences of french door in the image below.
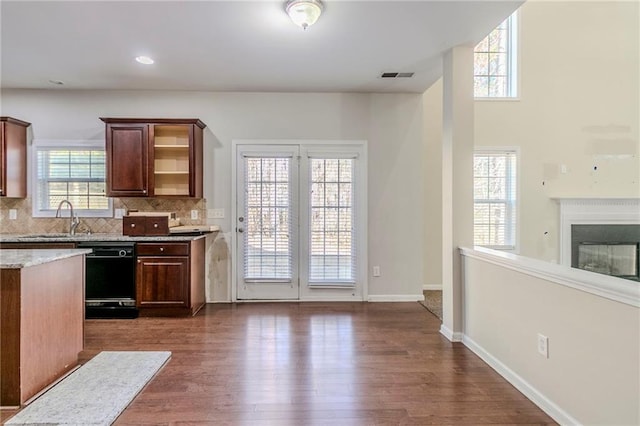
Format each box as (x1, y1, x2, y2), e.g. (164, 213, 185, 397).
(234, 142, 366, 301)
(236, 146, 299, 300)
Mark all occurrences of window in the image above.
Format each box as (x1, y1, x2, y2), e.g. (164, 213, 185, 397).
(474, 12, 518, 98)
(33, 140, 112, 217)
(309, 157, 355, 283)
(473, 150, 517, 250)
(244, 156, 293, 281)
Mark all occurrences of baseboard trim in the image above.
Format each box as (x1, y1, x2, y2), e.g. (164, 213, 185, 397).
(300, 296, 364, 302)
(439, 324, 463, 342)
(423, 284, 442, 291)
(462, 334, 579, 425)
(368, 294, 424, 302)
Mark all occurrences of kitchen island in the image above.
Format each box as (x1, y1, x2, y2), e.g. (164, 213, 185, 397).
(0, 248, 89, 407)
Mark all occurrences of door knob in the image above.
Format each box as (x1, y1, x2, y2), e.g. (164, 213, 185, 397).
(238, 227, 244, 233)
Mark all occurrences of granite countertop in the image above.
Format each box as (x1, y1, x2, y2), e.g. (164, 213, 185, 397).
(0, 249, 92, 269)
(0, 231, 216, 243)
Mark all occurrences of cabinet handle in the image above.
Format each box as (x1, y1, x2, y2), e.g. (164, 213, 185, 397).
(143, 190, 147, 194)
(154, 223, 159, 228)
(131, 223, 136, 228)
(160, 247, 164, 252)
(137, 260, 141, 263)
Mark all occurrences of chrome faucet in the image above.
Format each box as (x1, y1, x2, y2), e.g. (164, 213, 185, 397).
(55, 200, 80, 235)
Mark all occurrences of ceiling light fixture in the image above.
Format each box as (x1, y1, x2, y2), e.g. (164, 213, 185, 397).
(135, 56, 154, 65)
(285, 0, 323, 30)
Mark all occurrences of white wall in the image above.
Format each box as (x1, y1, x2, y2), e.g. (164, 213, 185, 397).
(475, 1, 640, 262)
(0, 89, 424, 301)
(423, 79, 443, 289)
(462, 248, 640, 425)
(367, 94, 425, 299)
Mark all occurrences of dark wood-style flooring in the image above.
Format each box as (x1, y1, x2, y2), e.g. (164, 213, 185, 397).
(2, 303, 556, 425)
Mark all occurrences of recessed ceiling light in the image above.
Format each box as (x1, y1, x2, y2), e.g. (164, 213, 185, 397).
(48, 79, 64, 85)
(135, 56, 154, 65)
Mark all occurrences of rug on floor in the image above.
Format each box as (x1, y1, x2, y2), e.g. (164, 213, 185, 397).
(419, 290, 442, 320)
(6, 351, 171, 426)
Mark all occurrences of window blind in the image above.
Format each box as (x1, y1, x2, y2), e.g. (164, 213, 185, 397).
(473, 151, 517, 249)
(243, 156, 293, 281)
(35, 148, 108, 211)
(309, 158, 355, 284)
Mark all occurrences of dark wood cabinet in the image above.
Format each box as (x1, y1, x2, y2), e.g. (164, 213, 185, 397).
(105, 123, 149, 197)
(123, 215, 170, 236)
(0, 117, 30, 198)
(101, 118, 206, 198)
(135, 239, 205, 316)
(0, 242, 76, 249)
(137, 255, 190, 308)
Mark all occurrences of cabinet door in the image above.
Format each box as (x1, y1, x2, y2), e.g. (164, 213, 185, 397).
(106, 123, 150, 197)
(0, 119, 28, 198)
(136, 256, 189, 308)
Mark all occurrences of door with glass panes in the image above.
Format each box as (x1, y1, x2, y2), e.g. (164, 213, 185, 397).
(235, 143, 364, 301)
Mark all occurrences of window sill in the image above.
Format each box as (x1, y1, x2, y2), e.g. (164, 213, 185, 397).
(32, 209, 114, 219)
(475, 97, 521, 102)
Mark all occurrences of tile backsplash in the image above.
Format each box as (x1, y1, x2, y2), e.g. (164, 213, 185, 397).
(0, 197, 206, 234)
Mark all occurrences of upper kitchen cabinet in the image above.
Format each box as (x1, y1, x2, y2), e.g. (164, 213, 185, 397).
(101, 118, 206, 198)
(0, 117, 30, 198)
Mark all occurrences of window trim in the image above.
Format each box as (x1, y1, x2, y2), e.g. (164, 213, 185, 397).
(31, 139, 113, 218)
(473, 146, 520, 253)
(474, 10, 520, 100)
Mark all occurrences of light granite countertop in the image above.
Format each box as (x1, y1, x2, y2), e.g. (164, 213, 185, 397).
(0, 232, 215, 243)
(0, 249, 92, 269)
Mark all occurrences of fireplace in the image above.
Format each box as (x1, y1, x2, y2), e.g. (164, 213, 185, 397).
(556, 198, 640, 282)
(572, 225, 640, 281)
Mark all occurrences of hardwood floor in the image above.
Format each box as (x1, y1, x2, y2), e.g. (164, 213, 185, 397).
(1, 303, 556, 425)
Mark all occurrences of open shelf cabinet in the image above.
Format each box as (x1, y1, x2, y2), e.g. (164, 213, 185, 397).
(102, 118, 206, 198)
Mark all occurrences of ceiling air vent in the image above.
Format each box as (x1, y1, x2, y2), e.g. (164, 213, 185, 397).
(380, 72, 414, 79)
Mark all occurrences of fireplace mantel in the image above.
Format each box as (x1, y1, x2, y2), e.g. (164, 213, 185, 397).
(553, 198, 640, 266)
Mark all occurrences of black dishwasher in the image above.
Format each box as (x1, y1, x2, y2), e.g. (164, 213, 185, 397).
(77, 242, 138, 319)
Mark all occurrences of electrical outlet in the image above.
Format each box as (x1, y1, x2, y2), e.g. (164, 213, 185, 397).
(9, 209, 17, 220)
(114, 208, 126, 219)
(373, 266, 381, 277)
(537, 333, 549, 358)
(207, 208, 225, 219)
(191, 210, 199, 220)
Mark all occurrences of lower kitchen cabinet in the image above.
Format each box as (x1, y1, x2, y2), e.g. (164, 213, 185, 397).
(0, 242, 76, 249)
(135, 238, 205, 316)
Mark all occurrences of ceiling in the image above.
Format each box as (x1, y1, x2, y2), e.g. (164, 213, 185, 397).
(1, 1, 522, 94)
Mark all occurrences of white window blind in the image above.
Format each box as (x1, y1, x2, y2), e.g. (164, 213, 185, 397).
(309, 158, 355, 283)
(243, 156, 293, 281)
(473, 151, 517, 249)
(33, 142, 112, 217)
